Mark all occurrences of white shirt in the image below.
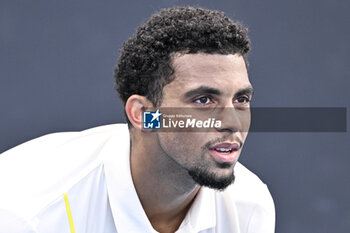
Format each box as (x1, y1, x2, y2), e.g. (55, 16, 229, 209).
(0, 124, 275, 233)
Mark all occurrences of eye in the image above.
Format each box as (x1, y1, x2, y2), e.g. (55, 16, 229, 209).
(233, 96, 250, 104)
(193, 96, 213, 105)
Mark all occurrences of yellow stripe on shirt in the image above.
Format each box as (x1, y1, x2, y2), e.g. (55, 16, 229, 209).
(63, 193, 76, 233)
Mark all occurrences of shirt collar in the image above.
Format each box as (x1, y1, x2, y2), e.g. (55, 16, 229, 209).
(178, 187, 216, 232)
(102, 124, 216, 232)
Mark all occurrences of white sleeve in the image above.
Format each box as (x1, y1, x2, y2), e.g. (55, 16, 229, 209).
(0, 209, 37, 233)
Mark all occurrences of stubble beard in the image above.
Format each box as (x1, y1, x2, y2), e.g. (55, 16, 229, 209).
(188, 161, 236, 191)
(187, 136, 239, 191)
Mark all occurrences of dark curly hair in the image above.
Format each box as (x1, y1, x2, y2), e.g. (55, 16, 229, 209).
(114, 6, 250, 109)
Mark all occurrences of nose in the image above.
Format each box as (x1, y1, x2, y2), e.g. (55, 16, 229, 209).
(215, 107, 249, 133)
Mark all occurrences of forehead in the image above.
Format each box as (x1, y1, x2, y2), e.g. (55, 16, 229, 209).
(172, 52, 247, 74)
(164, 53, 250, 96)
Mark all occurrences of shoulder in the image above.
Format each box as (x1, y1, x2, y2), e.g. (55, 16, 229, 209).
(1, 124, 125, 157)
(0, 124, 128, 220)
(220, 162, 275, 232)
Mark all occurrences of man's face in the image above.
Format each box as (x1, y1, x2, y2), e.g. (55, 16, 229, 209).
(156, 53, 253, 190)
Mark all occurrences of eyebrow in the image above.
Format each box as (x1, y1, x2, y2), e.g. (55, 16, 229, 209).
(184, 86, 222, 99)
(184, 85, 254, 99)
(234, 86, 254, 98)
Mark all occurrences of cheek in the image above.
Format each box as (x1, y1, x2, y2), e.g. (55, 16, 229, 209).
(158, 132, 182, 157)
(238, 109, 251, 133)
(241, 131, 249, 144)
(157, 132, 203, 162)
(239, 112, 250, 140)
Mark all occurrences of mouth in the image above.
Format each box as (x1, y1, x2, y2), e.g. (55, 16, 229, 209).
(209, 142, 240, 163)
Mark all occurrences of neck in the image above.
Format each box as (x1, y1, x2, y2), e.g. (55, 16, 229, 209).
(130, 130, 200, 233)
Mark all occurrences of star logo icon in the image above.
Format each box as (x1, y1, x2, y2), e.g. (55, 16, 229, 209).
(150, 109, 162, 122)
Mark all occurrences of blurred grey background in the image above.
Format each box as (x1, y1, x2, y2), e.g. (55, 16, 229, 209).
(1, 0, 349, 232)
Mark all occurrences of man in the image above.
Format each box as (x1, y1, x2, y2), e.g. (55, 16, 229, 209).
(0, 7, 275, 233)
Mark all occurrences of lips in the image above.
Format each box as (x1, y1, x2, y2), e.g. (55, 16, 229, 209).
(210, 143, 240, 153)
(209, 142, 240, 163)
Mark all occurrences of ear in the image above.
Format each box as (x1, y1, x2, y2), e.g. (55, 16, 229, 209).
(125, 95, 153, 130)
